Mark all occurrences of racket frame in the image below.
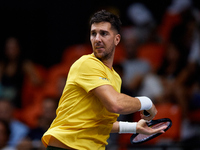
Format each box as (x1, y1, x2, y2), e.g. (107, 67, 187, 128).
(130, 118, 172, 144)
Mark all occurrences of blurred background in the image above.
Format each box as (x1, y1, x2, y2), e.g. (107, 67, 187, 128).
(0, 0, 200, 149)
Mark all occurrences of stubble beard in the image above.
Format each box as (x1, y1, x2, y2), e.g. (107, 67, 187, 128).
(94, 45, 115, 62)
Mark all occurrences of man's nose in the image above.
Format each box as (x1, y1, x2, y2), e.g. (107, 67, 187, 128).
(95, 34, 101, 42)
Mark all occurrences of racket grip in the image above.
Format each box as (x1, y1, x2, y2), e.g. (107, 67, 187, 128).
(143, 110, 150, 117)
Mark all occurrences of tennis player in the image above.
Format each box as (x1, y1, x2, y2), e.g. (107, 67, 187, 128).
(42, 10, 167, 150)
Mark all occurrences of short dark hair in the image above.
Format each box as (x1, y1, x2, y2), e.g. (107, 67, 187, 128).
(90, 10, 122, 34)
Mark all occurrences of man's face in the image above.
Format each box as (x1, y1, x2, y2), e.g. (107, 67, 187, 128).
(90, 22, 120, 61)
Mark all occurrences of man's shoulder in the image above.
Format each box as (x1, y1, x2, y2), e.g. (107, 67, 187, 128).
(78, 53, 94, 61)
(73, 53, 103, 68)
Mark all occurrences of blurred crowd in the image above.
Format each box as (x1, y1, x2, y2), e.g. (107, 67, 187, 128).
(0, 0, 200, 150)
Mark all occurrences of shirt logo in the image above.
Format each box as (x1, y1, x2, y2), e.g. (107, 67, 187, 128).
(99, 77, 109, 81)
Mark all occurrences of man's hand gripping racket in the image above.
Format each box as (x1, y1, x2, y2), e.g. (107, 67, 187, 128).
(130, 110, 172, 144)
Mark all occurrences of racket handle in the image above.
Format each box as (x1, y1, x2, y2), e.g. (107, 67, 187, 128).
(143, 110, 150, 117)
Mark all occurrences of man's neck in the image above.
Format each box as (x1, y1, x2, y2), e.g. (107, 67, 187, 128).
(102, 60, 113, 70)
(100, 52, 114, 70)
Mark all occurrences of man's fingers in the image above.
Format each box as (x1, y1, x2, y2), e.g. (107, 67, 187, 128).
(151, 125, 168, 134)
(140, 113, 155, 121)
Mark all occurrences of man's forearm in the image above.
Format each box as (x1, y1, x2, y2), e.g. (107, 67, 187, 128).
(111, 121, 119, 133)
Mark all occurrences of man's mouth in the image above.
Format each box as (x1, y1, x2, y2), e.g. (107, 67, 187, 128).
(95, 46, 104, 50)
(96, 47, 103, 49)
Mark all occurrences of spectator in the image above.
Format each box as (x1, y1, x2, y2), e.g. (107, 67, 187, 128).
(0, 36, 44, 108)
(0, 37, 24, 108)
(0, 119, 16, 150)
(120, 26, 151, 96)
(157, 0, 192, 43)
(0, 99, 29, 148)
(127, 3, 156, 44)
(27, 97, 58, 150)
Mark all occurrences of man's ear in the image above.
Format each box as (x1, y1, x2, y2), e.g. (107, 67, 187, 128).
(114, 34, 121, 46)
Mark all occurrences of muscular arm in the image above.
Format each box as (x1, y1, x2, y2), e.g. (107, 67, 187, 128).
(92, 84, 141, 114)
(92, 85, 162, 134)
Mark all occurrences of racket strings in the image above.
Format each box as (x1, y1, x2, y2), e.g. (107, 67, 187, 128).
(150, 122, 170, 129)
(133, 134, 155, 142)
(131, 121, 171, 143)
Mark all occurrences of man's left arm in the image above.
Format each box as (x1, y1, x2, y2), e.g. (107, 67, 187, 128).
(111, 120, 167, 135)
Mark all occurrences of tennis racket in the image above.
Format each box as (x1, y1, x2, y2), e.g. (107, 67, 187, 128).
(130, 111, 172, 144)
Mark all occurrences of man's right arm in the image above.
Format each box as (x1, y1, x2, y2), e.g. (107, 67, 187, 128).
(91, 84, 157, 120)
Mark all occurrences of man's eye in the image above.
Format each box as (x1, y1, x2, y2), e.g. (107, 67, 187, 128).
(101, 32, 107, 36)
(91, 32, 96, 36)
